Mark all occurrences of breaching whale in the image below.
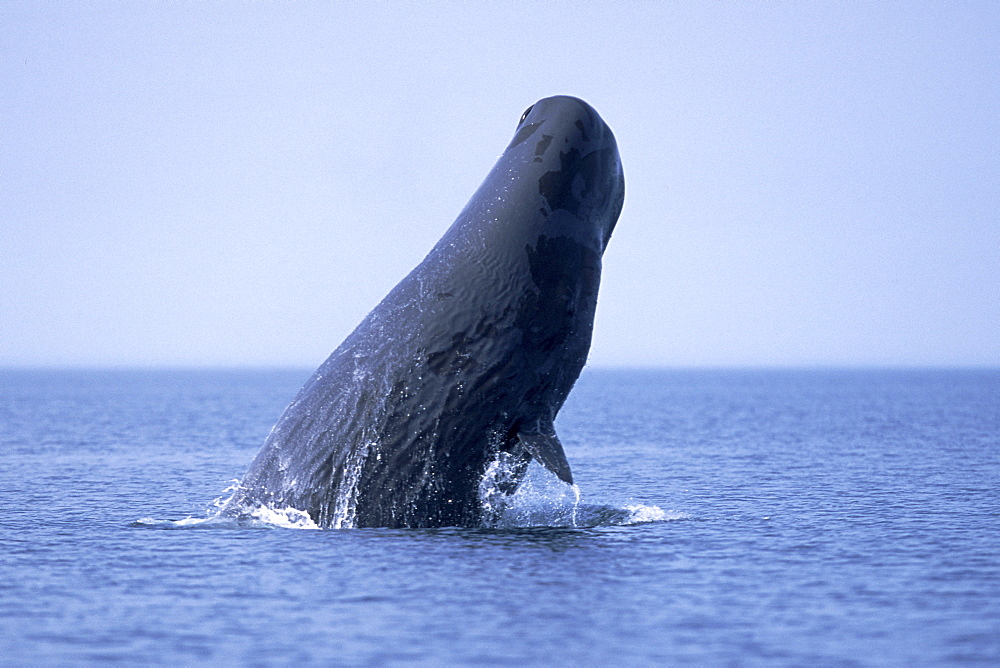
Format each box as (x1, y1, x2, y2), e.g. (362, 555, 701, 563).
(224, 95, 625, 528)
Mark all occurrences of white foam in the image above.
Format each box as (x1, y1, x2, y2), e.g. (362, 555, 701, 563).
(133, 517, 163, 526)
(173, 516, 215, 526)
(247, 505, 321, 530)
(130, 515, 217, 529)
(622, 504, 686, 524)
(133, 503, 321, 531)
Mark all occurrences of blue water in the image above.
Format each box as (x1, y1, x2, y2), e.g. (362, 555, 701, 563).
(1, 368, 998, 664)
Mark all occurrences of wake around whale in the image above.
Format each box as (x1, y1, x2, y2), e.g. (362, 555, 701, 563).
(223, 96, 625, 528)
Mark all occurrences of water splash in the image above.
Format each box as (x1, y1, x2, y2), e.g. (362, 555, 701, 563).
(132, 505, 321, 530)
(479, 450, 527, 523)
(132, 478, 323, 530)
(622, 504, 674, 524)
(326, 439, 371, 529)
(132, 516, 217, 529)
(570, 483, 581, 527)
(246, 505, 321, 529)
(210, 479, 242, 512)
(479, 457, 679, 529)
(136, 456, 678, 531)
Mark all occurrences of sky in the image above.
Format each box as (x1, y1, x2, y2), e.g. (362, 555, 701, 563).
(2, 2, 998, 368)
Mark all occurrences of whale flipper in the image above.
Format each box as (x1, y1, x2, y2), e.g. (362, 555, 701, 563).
(517, 424, 573, 486)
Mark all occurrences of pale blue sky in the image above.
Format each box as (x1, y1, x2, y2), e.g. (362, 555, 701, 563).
(2, 2, 997, 367)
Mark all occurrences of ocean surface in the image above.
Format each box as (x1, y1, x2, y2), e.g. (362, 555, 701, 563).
(1, 367, 998, 665)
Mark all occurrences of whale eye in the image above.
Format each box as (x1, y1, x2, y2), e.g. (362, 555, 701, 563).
(519, 105, 534, 125)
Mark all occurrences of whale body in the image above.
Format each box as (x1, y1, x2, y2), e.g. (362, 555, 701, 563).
(225, 95, 625, 528)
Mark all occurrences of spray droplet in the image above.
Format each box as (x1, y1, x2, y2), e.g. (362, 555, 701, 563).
(570, 483, 581, 527)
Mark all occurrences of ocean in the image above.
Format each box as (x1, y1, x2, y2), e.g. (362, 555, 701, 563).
(1, 368, 998, 664)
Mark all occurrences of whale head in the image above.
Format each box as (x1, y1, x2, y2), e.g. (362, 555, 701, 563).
(506, 95, 625, 254)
